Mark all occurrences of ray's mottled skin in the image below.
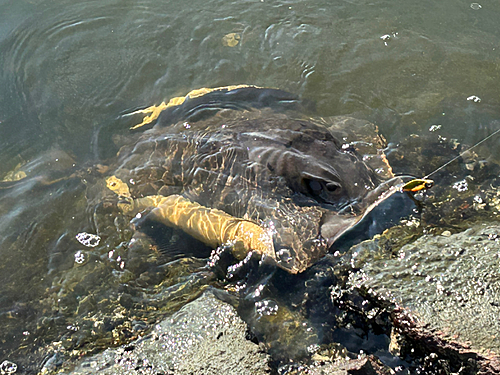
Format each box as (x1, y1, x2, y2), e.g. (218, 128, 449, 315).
(109, 86, 401, 273)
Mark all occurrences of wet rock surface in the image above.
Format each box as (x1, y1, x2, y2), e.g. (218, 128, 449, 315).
(309, 355, 395, 375)
(391, 307, 500, 375)
(32, 207, 500, 374)
(61, 288, 400, 375)
(349, 223, 500, 354)
(58, 226, 500, 375)
(63, 290, 272, 375)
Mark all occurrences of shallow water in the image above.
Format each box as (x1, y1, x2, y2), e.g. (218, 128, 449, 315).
(1, 0, 500, 373)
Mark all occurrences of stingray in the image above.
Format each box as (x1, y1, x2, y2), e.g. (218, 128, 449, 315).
(106, 85, 403, 274)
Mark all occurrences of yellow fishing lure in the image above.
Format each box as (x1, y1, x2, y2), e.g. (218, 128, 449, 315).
(401, 179, 434, 193)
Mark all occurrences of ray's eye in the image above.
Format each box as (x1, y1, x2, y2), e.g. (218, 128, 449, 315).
(304, 179, 342, 198)
(325, 182, 340, 192)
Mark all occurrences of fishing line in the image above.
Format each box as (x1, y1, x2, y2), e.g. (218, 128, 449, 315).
(401, 127, 500, 192)
(424, 127, 500, 179)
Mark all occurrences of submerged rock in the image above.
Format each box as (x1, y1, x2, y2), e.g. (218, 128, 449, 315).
(63, 290, 271, 375)
(62, 288, 399, 375)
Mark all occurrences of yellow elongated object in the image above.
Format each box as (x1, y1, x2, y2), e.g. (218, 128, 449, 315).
(106, 176, 274, 260)
(401, 178, 434, 193)
(129, 102, 169, 130)
(128, 85, 259, 129)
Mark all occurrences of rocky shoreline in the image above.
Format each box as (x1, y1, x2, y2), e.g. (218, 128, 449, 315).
(45, 223, 500, 375)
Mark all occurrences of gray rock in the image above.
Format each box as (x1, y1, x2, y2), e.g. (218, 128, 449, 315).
(349, 223, 500, 354)
(63, 290, 271, 375)
(309, 355, 395, 375)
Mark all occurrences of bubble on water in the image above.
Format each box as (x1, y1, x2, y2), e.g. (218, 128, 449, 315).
(466, 95, 481, 102)
(226, 250, 253, 279)
(252, 283, 265, 298)
(470, 2, 482, 10)
(276, 247, 293, 264)
(380, 34, 391, 46)
(75, 232, 100, 247)
(67, 324, 79, 331)
(255, 299, 279, 318)
(74, 250, 87, 264)
(307, 343, 320, 354)
(452, 179, 468, 192)
(207, 247, 224, 268)
(380, 32, 398, 46)
(0, 360, 17, 374)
